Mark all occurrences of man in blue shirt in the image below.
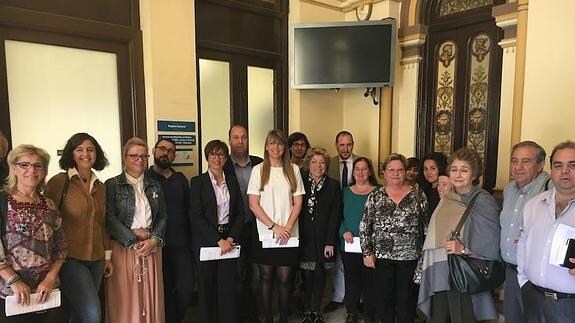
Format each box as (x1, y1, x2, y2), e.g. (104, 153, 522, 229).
(146, 138, 194, 323)
(500, 141, 549, 323)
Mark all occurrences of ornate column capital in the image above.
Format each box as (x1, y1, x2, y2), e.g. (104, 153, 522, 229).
(398, 24, 427, 65)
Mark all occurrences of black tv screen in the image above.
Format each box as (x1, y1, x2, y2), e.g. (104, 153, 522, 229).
(290, 19, 396, 89)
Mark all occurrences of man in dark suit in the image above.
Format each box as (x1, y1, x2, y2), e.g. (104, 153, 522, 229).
(223, 124, 263, 323)
(325, 131, 358, 313)
(145, 138, 194, 323)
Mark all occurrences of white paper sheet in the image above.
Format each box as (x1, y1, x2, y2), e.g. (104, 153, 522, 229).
(261, 237, 299, 248)
(344, 237, 362, 254)
(5, 289, 61, 316)
(199, 245, 241, 261)
(549, 223, 575, 267)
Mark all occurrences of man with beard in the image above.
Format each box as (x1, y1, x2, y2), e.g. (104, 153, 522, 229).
(0, 131, 8, 184)
(224, 125, 263, 323)
(146, 138, 194, 323)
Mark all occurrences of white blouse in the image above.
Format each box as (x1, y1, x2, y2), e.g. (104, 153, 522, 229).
(125, 172, 152, 229)
(247, 163, 305, 241)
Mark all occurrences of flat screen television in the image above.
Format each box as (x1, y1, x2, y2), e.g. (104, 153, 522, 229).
(290, 19, 396, 89)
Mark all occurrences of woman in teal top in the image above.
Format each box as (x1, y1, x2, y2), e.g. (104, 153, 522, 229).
(339, 157, 379, 323)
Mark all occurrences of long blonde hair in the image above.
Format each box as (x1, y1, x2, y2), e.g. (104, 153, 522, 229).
(3, 144, 51, 195)
(260, 130, 297, 192)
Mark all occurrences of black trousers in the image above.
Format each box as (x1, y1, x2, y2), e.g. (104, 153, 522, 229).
(237, 221, 259, 322)
(198, 257, 238, 323)
(429, 290, 476, 323)
(163, 245, 195, 323)
(341, 251, 375, 316)
(373, 258, 418, 323)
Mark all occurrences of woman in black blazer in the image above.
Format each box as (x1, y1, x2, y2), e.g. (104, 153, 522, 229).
(190, 140, 244, 323)
(299, 147, 342, 323)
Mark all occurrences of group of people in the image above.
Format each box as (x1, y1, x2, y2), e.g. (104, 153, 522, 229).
(0, 126, 575, 323)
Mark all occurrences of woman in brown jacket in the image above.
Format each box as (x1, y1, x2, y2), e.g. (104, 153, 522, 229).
(45, 133, 112, 323)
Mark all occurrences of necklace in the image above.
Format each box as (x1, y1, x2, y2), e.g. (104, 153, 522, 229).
(15, 189, 39, 203)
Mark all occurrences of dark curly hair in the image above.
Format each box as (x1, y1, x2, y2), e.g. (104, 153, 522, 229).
(59, 133, 109, 171)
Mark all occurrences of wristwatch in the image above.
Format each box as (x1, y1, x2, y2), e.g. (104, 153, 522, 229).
(461, 247, 467, 255)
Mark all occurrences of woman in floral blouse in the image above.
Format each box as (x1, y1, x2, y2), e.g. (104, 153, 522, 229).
(0, 144, 67, 323)
(360, 153, 428, 323)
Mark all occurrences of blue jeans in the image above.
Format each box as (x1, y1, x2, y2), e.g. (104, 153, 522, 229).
(59, 258, 105, 323)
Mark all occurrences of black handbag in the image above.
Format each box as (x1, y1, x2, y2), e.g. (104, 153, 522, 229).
(448, 192, 505, 294)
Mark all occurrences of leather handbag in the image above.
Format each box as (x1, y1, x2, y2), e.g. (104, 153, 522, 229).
(448, 192, 505, 294)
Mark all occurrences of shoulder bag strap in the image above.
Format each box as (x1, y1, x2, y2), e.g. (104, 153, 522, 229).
(453, 191, 481, 236)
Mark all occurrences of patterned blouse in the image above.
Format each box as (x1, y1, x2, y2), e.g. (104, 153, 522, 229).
(0, 195, 67, 298)
(360, 184, 428, 261)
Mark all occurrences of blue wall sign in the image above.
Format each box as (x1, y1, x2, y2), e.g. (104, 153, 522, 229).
(157, 120, 195, 132)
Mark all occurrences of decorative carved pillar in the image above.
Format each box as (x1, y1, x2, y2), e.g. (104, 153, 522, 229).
(492, 1, 520, 188)
(379, 25, 426, 175)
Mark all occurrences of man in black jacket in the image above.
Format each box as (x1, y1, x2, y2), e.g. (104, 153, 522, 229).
(224, 125, 263, 323)
(146, 138, 194, 323)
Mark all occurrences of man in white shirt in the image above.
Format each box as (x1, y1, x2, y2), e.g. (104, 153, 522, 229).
(517, 140, 575, 323)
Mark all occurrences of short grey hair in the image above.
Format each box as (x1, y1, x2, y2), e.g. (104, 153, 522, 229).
(512, 140, 546, 163)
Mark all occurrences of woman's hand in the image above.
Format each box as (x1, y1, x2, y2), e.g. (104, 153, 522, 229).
(135, 238, 157, 257)
(36, 274, 58, 304)
(445, 239, 465, 255)
(343, 231, 354, 244)
(363, 255, 376, 268)
(273, 224, 291, 245)
(10, 280, 31, 305)
(324, 245, 334, 259)
(218, 239, 234, 254)
(104, 259, 114, 277)
(133, 228, 151, 241)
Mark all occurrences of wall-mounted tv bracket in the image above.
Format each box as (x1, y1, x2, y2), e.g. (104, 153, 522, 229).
(364, 87, 379, 106)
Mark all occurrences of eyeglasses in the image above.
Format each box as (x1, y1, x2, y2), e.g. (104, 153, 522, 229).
(208, 152, 227, 159)
(127, 154, 149, 161)
(155, 146, 176, 154)
(15, 162, 45, 171)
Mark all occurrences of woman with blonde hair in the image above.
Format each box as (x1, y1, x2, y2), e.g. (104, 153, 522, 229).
(105, 137, 167, 323)
(0, 145, 67, 322)
(248, 129, 305, 323)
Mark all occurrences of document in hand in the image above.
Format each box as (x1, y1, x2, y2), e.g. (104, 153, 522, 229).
(261, 237, 299, 248)
(549, 223, 575, 268)
(199, 245, 241, 261)
(344, 237, 362, 254)
(5, 289, 61, 316)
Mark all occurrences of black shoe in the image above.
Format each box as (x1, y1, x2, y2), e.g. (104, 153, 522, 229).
(363, 314, 374, 323)
(322, 301, 343, 313)
(345, 313, 358, 323)
(302, 311, 313, 323)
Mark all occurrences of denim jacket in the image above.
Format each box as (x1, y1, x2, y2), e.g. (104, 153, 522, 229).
(105, 172, 167, 248)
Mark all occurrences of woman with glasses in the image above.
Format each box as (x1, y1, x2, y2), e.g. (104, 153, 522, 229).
(105, 137, 167, 323)
(248, 129, 305, 323)
(45, 133, 112, 323)
(190, 140, 244, 323)
(360, 153, 428, 323)
(0, 144, 67, 322)
(340, 157, 378, 323)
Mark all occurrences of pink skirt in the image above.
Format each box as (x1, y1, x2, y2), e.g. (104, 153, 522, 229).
(105, 240, 164, 323)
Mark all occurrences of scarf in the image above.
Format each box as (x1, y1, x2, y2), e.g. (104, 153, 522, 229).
(307, 174, 326, 221)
